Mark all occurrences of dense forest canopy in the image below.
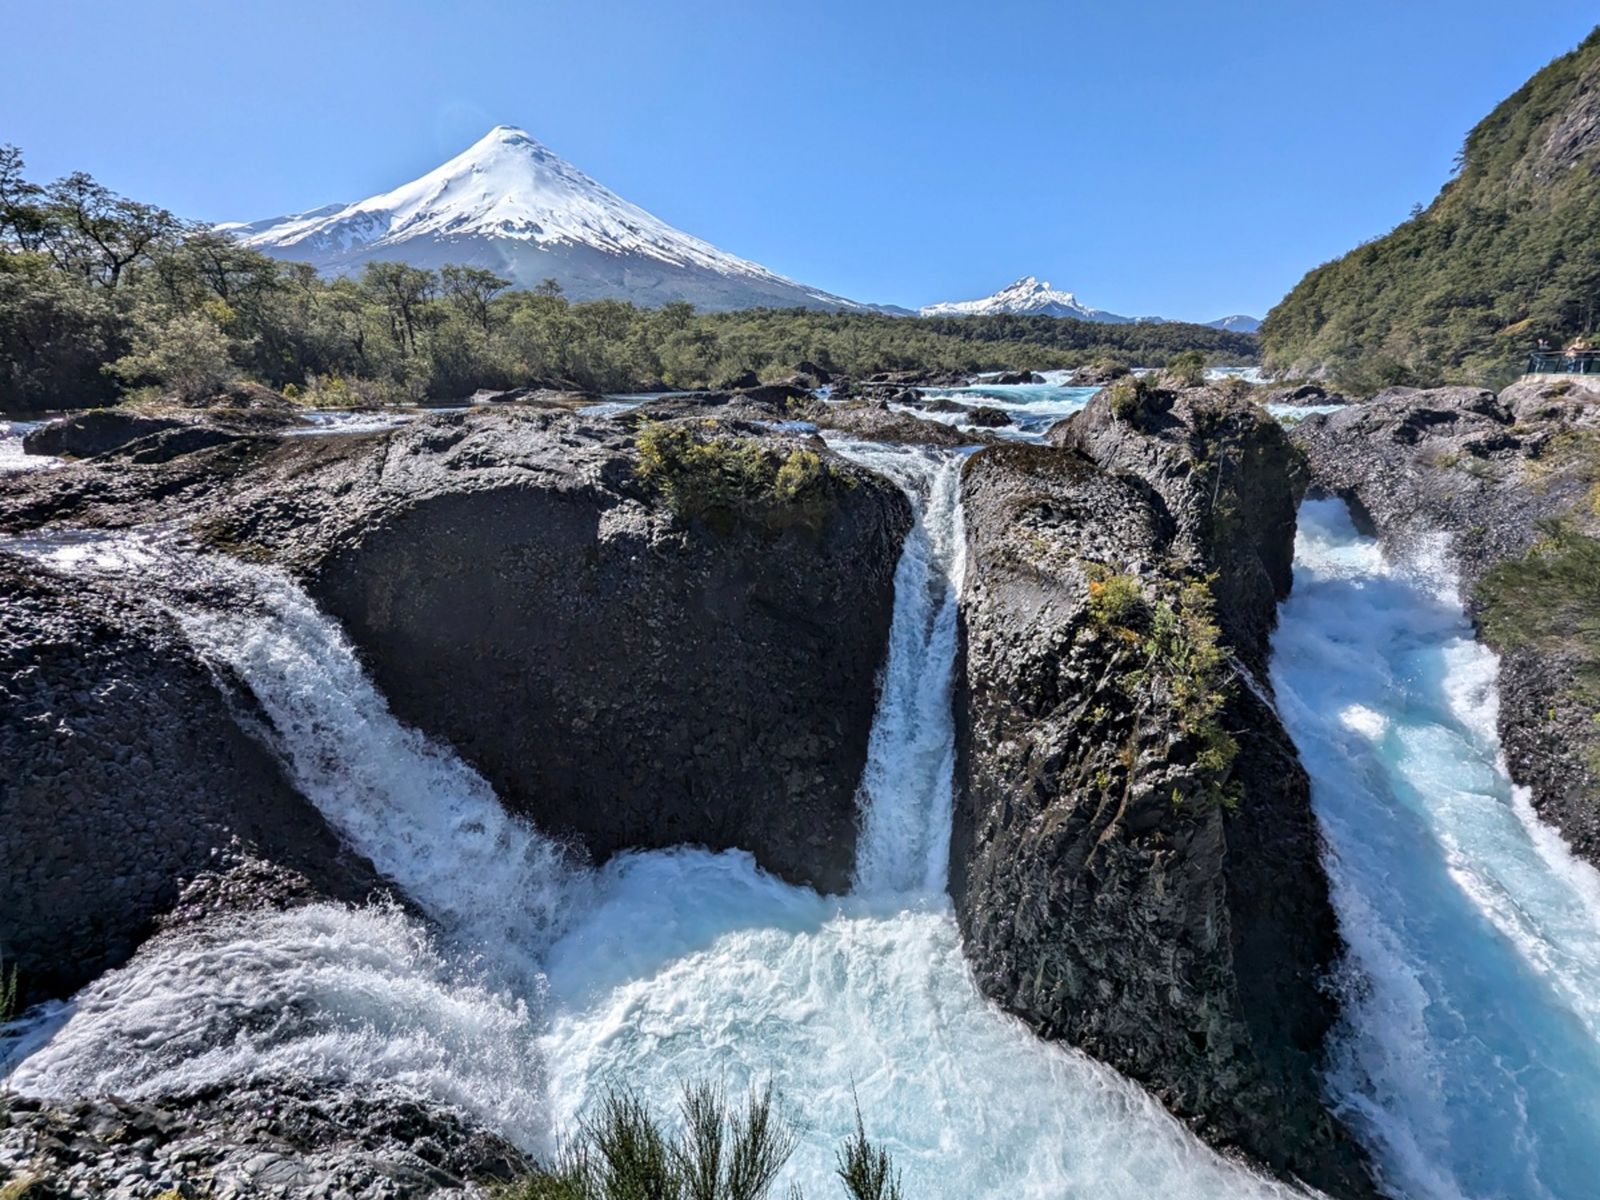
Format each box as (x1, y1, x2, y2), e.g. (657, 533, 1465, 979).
(0, 146, 1255, 413)
(1260, 26, 1600, 391)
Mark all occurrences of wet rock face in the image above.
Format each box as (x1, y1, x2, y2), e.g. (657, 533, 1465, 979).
(0, 562, 380, 1005)
(950, 437, 1372, 1197)
(0, 1085, 526, 1199)
(1051, 387, 1308, 670)
(206, 409, 913, 893)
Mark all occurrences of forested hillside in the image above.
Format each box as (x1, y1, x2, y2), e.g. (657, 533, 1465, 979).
(0, 148, 1253, 412)
(1261, 26, 1600, 390)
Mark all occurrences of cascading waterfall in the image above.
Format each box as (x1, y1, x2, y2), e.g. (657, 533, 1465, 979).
(534, 442, 1305, 1199)
(831, 439, 968, 895)
(1271, 498, 1600, 1200)
(2, 468, 1309, 1199)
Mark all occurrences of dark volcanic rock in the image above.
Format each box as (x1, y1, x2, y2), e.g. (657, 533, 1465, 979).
(964, 405, 1011, 428)
(949, 441, 1371, 1196)
(0, 559, 380, 1005)
(23, 398, 307, 462)
(0, 1084, 525, 1199)
(1051, 386, 1309, 670)
(1069, 362, 1130, 385)
(23, 409, 190, 458)
(1262, 383, 1350, 407)
(196, 409, 912, 893)
(807, 402, 998, 448)
(469, 385, 599, 407)
(1295, 380, 1600, 868)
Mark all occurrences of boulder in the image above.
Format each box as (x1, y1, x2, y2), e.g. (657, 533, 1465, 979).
(1070, 361, 1131, 385)
(950, 440, 1372, 1197)
(807, 402, 998, 447)
(964, 405, 1011, 428)
(23, 398, 308, 461)
(470, 385, 599, 407)
(23, 409, 189, 458)
(1261, 383, 1349, 407)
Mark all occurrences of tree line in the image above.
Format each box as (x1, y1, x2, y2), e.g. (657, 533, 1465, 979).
(1260, 26, 1600, 392)
(1, 145, 1256, 412)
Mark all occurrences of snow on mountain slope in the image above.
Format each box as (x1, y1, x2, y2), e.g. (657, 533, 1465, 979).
(919, 277, 1260, 333)
(1206, 314, 1262, 333)
(229, 126, 866, 311)
(918, 276, 1134, 322)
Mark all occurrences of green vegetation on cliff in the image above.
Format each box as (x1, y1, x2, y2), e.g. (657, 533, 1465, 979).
(1086, 568, 1240, 809)
(0, 146, 1253, 412)
(1478, 519, 1600, 769)
(1261, 26, 1600, 389)
(635, 422, 836, 531)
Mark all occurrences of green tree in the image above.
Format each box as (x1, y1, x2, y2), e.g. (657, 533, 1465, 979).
(361, 261, 438, 355)
(441, 264, 511, 333)
(110, 310, 237, 401)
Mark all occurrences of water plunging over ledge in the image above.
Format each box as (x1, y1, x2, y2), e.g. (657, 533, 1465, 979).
(1, 457, 1306, 1198)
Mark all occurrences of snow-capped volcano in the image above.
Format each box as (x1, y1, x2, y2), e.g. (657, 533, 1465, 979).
(919, 276, 1260, 331)
(919, 276, 1134, 322)
(223, 126, 866, 311)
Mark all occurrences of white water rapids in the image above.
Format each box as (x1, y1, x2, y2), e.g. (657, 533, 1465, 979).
(6, 470, 1600, 1197)
(1271, 499, 1600, 1200)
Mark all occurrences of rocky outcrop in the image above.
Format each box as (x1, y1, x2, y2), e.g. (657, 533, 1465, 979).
(0, 559, 381, 1005)
(0, 406, 913, 894)
(1051, 386, 1308, 669)
(964, 405, 1011, 428)
(951, 395, 1372, 1196)
(1262, 383, 1350, 407)
(178, 408, 912, 893)
(1295, 380, 1600, 867)
(21, 410, 193, 458)
(807, 401, 998, 447)
(0, 1085, 526, 1199)
(22, 396, 307, 463)
(1068, 361, 1130, 385)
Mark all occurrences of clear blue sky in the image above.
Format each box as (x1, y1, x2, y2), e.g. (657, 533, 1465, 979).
(4, 1, 1596, 319)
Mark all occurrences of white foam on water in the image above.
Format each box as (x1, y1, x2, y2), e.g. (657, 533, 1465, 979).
(2, 530, 583, 989)
(537, 850, 1307, 1200)
(1271, 498, 1600, 1200)
(0, 420, 60, 473)
(4, 902, 552, 1146)
(0, 484, 1306, 1197)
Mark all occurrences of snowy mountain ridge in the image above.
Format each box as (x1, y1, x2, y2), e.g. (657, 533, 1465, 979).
(920, 276, 1258, 331)
(224, 126, 867, 311)
(918, 276, 1129, 321)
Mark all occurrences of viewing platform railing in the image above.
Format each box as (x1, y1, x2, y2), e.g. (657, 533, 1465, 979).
(1526, 350, 1600, 375)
